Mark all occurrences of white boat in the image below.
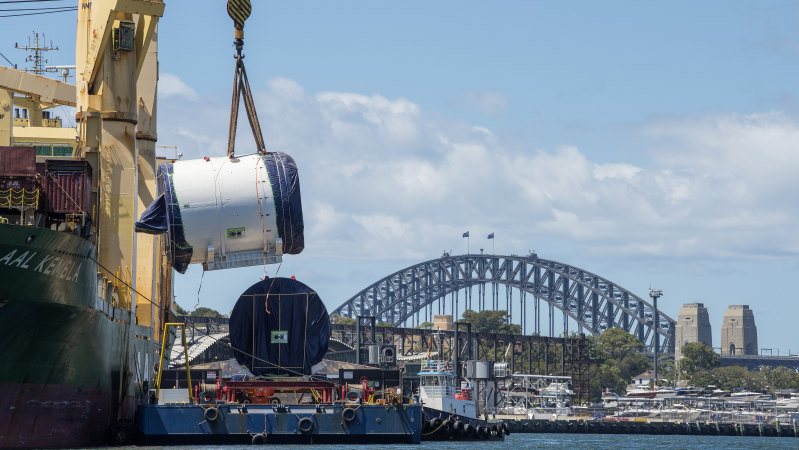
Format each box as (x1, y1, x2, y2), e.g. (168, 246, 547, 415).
(775, 393, 799, 410)
(418, 360, 477, 419)
(653, 388, 678, 398)
(730, 390, 766, 402)
(541, 382, 574, 398)
(626, 386, 657, 398)
(417, 360, 505, 441)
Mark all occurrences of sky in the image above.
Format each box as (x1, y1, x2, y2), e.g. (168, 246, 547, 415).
(3, 1, 799, 354)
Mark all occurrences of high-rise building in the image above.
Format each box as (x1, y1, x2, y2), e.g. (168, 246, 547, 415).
(720, 305, 758, 355)
(674, 303, 713, 362)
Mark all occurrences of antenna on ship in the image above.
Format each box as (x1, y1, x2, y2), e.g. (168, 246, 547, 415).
(15, 31, 59, 76)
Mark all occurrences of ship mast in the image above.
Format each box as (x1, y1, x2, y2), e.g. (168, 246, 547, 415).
(15, 31, 59, 76)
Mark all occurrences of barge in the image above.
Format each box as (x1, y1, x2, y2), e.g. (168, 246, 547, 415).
(137, 401, 422, 445)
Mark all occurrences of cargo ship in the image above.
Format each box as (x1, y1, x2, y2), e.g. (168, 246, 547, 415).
(0, 2, 174, 446)
(0, 146, 157, 447)
(0, 1, 304, 447)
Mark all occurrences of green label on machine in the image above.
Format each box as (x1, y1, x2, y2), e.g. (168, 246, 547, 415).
(227, 227, 245, 238)
(271, 330, 288, 344)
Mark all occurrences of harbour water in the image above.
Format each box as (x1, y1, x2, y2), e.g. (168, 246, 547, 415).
(132, 433, 798, 449)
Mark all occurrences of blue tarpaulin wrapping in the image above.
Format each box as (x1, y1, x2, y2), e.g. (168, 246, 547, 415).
(229, 277, 329, 376)
(264, 152, 304, 255)
(135, 163, 193, 273)
(135, 194, 167, 233)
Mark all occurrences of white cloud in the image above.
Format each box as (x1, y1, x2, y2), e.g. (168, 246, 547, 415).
(156, 77, 799, 265)
(159, 73, 198, 101)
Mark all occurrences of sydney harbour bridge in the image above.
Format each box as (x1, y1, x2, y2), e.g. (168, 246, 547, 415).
(332, 252, 676, 354)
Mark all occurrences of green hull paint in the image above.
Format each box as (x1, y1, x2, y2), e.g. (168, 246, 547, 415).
(0, 224, 157, 447)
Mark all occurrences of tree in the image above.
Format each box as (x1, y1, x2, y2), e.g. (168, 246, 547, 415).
(190, 306, 226, 318)
(712, 365, 767, 392)
(763, 367, 799, 391)
(585, 328, 652, 401)
(590, 328, 645, 363)
(458, 309, 515, 334)
(589, 363, 627, 401)
(175, 303, 188, 316)
(376, 322, 393, 327)
(329, 314, 356, 326)
(617, 353, 652, 383)
(679, 342, 720, 376)
(415, 322, 434, 330)
(655, 356, 676, 385)
(690, 370, 718, 388)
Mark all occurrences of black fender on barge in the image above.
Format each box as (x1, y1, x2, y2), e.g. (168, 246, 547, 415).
(421, 406, 507, 441)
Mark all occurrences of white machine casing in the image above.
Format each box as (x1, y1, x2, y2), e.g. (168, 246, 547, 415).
(171, 154, 282, 270)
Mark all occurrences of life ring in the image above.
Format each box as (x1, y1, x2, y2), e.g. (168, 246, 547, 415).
(346, 391, 361, 402)
(342, 407, 357, 423)
(251, 433, 267, 445)
(298, 417, 314, 434)
(204, 407, 219, 423)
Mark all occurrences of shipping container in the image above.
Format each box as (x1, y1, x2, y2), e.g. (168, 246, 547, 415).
(44, 160, 92, 216)
(0, 146, 37, 176)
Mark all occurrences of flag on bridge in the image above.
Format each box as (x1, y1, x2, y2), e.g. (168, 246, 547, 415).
(462, 231, 469, 238)
(487, 232, 494, 239)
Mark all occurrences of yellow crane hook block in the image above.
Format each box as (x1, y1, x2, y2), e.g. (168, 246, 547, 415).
(227, 0, 252, 38)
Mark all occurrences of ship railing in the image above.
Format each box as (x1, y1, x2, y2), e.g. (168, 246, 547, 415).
(0, 187, 39, 211)
(420, 360, 452, 373)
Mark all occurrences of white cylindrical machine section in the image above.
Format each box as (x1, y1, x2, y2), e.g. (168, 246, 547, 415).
(171, 154, 282, 270)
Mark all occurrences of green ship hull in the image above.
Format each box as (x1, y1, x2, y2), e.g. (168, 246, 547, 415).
(0, 223, 152, 447)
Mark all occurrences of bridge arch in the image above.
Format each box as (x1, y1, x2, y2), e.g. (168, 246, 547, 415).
(332, 253, 675, 353)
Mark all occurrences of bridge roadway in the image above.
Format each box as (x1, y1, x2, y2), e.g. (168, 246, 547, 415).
(719, 354, 799, 371)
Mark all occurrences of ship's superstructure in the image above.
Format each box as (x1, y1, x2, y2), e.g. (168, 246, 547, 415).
(418, 360, 477, 419)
